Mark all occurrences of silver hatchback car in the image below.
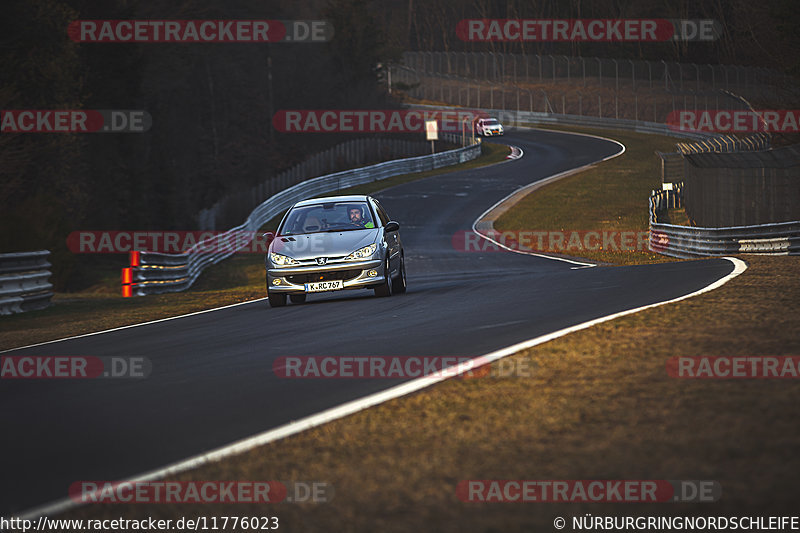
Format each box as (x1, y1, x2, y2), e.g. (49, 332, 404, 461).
(265, 195, 407, 307)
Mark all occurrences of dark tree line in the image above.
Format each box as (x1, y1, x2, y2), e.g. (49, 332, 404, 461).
(377, 0, 800, 74)
(0, 0, 396, 287)
(1, 0, 798, 289)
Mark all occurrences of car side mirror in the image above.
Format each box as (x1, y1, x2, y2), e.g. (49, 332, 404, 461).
(384, 221, 400, 232)
(261, 232, 275, 247)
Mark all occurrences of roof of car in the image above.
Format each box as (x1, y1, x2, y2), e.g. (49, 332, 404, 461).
(294, 194, 372, 207)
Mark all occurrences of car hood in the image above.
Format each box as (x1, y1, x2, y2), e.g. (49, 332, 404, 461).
(270, 229, 379, 260)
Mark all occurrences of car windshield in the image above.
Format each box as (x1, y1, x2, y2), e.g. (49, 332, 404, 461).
(485, 119, 499, 125)
(279, 201, 376, 236)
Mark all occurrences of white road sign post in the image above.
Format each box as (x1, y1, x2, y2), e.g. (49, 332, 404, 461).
(425, 119, 438, 154)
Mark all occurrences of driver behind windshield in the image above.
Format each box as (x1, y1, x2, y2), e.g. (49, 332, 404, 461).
(348, 206, 375, 228)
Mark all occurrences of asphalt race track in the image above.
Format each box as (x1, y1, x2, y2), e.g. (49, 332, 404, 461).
(0, 129, 735, 516)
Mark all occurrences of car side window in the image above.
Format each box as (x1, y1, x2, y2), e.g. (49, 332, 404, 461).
(373, 201, 391, 226)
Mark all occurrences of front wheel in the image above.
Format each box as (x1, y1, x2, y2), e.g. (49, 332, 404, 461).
(290, 294, 307, 304)
(374, 256, 393, 297)
(393, 255, 407, 294)
(268, 291, 287, 307)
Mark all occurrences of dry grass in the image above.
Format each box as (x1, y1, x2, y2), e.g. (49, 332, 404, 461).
(493, 125, 687, 265)
(62, 256, 800, 531)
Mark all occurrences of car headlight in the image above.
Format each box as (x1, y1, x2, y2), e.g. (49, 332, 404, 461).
(344, 243, 377, 261)
(270, 252, 299, 266)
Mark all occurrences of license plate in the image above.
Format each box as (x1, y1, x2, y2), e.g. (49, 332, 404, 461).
(305, 280, 343, 293)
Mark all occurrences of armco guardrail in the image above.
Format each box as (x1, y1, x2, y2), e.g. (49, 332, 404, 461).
(197, 137, 434, 231)
(405, 106, 794, 259)
(0, 250, 54, 315)
(407, 104, 716, 141)
(123, 133, 481, 296)
(648, 189, 800, 259)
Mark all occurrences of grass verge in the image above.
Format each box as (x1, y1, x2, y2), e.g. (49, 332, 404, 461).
(29, 125, 800, 530)
(0, 142, 509, 351)
(64, 255, 800, 530)
(493, 124, 685, 265)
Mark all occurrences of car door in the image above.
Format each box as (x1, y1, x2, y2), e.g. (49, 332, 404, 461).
(372, 199, 401, 275)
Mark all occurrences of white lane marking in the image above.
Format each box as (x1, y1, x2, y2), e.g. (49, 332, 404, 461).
(0, 298, 268, 354)
(2, 131, 523, 355)
(12, 257, 747, 520)
(471, 127, 626, 268)
(506, 146, 524, 159)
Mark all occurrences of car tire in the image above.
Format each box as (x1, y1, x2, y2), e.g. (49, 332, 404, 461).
(374, 256, 393, 297)
(393, 254, 407, 294)
(268, 291, 287, 307)
(290, 294, 307, 304)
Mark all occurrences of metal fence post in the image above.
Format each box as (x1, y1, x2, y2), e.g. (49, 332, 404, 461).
(630, 59, 635, 91)
(597, 58, 602, 87)
(582, 57, 586, 87)
(538, 54, 542, 82)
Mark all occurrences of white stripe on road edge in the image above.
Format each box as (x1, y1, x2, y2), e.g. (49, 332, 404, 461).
(472, 127, 626, 268)
(0, 298, 268, 354)
(506, 146, 524, 160)
(1, 128, 607, 354)
(12, 258, 746, 520)
(1, 135, 521, 355)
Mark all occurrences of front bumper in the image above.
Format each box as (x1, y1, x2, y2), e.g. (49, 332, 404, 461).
(267, 258, 384, 293)
(482, 129, 504, 136)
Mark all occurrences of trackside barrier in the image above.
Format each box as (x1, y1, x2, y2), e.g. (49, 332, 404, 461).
(407, 104, 717, 141)
(0, 251, 54, 315)
(676, 132, 770, 154)
(648, 188, 800, 258)
(650, 185, 684, 218)
(123, 133, 481, 296)
(408, 104, 794, 259)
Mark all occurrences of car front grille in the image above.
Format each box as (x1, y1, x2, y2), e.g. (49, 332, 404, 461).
(286, 269, 362, 284)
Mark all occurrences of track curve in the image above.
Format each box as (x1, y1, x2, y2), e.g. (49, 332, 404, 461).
(0, 129, 735, 516)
